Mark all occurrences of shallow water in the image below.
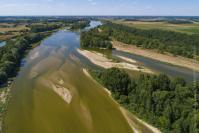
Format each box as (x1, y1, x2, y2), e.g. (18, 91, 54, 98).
(3, 20, 198, 133)
(3, 23, 133, 133)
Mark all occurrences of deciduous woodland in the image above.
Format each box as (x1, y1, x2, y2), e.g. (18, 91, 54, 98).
(90, 68, 199, 133)
(102, 22, 199, 59)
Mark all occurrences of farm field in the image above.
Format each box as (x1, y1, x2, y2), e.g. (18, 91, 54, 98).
(112, 20, 199, 34)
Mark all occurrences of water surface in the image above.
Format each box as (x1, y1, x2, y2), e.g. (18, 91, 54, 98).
(0, 41, 6, 47)
(3, 22, 133, 133)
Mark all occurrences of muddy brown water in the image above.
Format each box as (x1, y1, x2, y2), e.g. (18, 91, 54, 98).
(3, 22, 133, 133)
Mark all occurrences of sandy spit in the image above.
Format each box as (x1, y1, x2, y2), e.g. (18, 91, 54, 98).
(77, 49, 152, 74)
(116, 55, 137, 63)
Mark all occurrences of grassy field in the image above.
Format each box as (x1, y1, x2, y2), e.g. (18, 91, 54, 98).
(112, 20, 199, 34)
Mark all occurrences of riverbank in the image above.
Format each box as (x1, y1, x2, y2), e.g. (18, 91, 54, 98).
(82, 68, 161, 133)
(113, 41, 199, 72)
(77, 49, 153, 74)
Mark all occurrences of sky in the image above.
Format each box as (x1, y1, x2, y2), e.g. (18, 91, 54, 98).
(0, 0, 198, 16)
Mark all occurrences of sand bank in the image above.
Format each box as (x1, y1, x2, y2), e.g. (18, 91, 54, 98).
(78, 49, 152, 73)
(51, 83, 72, 104)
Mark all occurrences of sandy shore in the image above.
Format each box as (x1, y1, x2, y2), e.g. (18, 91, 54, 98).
(113, 41, 199, 72)
(83, 68, 161, 133)
(78, 49, 153, 74)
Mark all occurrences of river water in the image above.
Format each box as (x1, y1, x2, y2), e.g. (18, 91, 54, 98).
(3, 21, 198, 133)
(3, 22, 133, 133)
(0, 41, 6, 47)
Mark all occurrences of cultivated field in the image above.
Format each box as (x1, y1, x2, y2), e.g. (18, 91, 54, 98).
(112, 20, 199, 34)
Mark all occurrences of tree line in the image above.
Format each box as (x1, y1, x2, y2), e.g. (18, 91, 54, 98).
(100, 22, 199, 59)
(90, 68, 199, 133)
(29, 24, 61, 33)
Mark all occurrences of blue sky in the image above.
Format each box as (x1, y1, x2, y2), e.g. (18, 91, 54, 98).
(0, 0, 198, 16)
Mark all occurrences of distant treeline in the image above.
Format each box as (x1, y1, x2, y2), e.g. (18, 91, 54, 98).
(90, 68, 199, 133)
(29, 24, 61, 33)
(0, 33, 49, 85)
(80, 28, 112, 49)
(101, 22, 199, 59)
(166, 20, 193, 24)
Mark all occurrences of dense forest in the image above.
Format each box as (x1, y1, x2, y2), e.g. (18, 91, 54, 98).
(80, 28, 112, 49)
(0, 33, 50, 85)
(100, 22, 199, 59)
(90, 68, 199, 133)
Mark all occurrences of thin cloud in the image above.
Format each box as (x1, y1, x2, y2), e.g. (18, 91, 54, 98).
(87, 0, 97, 5)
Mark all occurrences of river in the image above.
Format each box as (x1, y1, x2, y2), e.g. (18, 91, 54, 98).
(3, 21, 133, 133)
(3, 21, 197, 133)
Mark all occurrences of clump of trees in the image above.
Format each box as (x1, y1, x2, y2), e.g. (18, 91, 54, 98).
(80, 28, 112, 49)
(90, 68, 199, 133)
(0, 33, 47, 85)
(101, 22, 199, 58)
